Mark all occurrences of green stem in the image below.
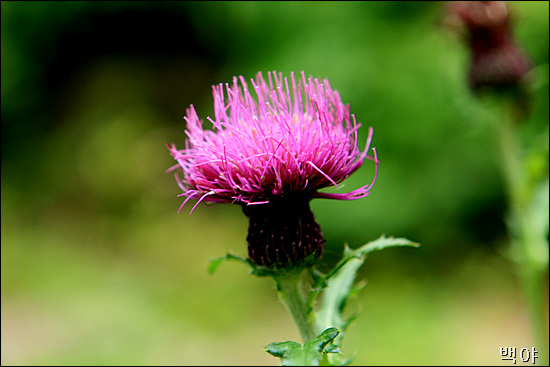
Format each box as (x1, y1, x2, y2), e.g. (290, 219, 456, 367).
(497, 102, 549, 364)
(274, 269, 319, 343)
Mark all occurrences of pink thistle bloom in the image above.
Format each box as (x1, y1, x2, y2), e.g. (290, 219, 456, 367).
(167, 71, 378, 268)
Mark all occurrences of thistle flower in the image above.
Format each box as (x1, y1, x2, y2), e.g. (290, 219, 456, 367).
(167, 71, 378, 268)
(445, 1, 531, 92)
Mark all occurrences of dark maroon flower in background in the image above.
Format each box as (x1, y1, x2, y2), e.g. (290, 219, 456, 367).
(167, 71, 378, 268)
(446, 1, 532, 92)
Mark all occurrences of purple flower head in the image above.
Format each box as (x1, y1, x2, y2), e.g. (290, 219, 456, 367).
(446, 1, 532, 92)
(167, 71, 378, 268)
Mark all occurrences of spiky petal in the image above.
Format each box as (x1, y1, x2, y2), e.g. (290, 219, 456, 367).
(167, 71, 378, 213)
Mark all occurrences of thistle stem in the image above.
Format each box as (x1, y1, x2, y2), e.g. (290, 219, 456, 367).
(497, 101, 549, 364)
(274, 269, 319, 343)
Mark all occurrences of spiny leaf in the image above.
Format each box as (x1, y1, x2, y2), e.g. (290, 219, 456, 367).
(305, 327, 340, 352)
(266, 328, 340, 366)
(209, 252, 323, 277)
(265, 341, 302, 358)
(208, 253, 249, 274)
(314, 236, 419, 353)
(351, 235, 420, 258)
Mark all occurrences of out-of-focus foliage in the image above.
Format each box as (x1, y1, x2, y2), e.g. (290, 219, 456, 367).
(2, 1, 548, 365)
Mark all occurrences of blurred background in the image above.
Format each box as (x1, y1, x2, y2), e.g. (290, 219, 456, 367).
(1, 1, 548, 365)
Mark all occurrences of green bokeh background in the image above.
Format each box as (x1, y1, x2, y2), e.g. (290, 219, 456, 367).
(1, 1, 548, 365)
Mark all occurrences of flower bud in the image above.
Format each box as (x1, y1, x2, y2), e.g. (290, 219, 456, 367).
(243, 195, 325, 269)
(446, 1, 531, 92)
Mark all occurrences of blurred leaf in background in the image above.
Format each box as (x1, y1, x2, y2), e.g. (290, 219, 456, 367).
(1, 1, 548, 365)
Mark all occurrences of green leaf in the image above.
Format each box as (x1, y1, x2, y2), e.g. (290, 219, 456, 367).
(207, 253, 249, 274)
(209, 252, 321, 277)
(315, 255, 363, 348)
(265, 341, 302, 358)
(351, 235, 420, 257)
(314, 236, 419, 358)
(316, 236, 419, 287)
(266, 328, 340, 366)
